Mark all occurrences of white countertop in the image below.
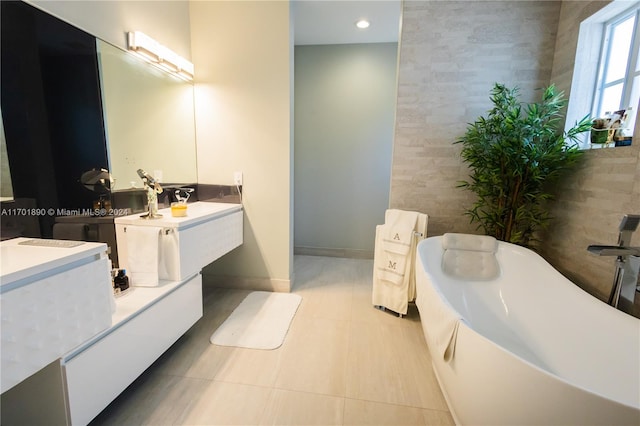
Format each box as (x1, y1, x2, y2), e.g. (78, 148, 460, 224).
(113, 201, 242, 229)
(0, 238, 108, 289)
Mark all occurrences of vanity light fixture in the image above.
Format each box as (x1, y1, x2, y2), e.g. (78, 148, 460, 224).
(355, 19, 370, 29)
(127, 31, 194, 81)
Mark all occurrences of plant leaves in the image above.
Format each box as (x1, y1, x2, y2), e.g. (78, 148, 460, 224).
(456, 83, 589, 248)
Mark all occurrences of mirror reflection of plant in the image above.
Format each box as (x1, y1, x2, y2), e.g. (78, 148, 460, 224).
(455, 83, 592, 247)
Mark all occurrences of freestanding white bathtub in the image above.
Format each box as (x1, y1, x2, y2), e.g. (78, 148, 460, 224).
(415, 235, 640, 425)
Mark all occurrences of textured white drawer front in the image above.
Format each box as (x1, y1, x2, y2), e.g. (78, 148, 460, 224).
(173, 209, 243, 280)
(0, 257, 112, 394)
(63, 274, 202, 426)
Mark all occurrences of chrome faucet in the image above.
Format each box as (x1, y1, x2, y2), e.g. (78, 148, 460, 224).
(587, 214, 640, 308)
(137, 168, 163, 219)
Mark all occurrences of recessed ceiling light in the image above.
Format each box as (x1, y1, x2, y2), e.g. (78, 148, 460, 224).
(355, 19, 370, 29)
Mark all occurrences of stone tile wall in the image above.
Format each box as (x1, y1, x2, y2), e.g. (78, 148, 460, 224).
(543, 1, 640, 300)
(390, 1, 561, 236)
(392, 0, 640, 300)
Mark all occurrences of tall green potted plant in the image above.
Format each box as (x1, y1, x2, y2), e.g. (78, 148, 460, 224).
(455, 83, 591, 247)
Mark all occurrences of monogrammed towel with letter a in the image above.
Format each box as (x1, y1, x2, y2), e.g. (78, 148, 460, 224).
(375, 210, 419, 285)
(381, 209, 419, 256)
(372, 209, 428, 316)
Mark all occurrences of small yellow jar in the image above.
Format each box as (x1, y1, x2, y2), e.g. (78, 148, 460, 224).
(171, 202, 188, 217)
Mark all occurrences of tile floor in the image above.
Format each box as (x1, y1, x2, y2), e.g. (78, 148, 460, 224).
(90, 256, 455, 425)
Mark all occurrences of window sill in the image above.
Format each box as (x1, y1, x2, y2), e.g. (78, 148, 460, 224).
(579, 141, 635, 151)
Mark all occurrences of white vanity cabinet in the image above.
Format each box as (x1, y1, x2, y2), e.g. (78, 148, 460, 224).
(115, 201, 244, 283)
(0, 239, 112, 394)
(1, 202, 243, 425)
(62, 274, 202, 425)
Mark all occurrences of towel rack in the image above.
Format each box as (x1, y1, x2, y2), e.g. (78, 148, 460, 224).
(372, 209, 429, 317)
(123, 226, 172, 235)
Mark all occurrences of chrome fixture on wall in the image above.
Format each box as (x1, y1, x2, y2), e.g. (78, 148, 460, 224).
(587, 214, 640, 308)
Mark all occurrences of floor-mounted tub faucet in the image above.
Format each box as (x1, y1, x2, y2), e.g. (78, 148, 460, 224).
(587, 214, 640, 308)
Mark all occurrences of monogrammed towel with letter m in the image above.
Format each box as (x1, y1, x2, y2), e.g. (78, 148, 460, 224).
(372, 209, 428, 315)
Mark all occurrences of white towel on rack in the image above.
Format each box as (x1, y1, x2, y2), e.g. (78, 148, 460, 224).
(372, 209, 428, 315)
(382, 209, 419, 255)
(376, 209, 418, 284)
(376, 226, 408, 286)
(126, 226, 162, 286)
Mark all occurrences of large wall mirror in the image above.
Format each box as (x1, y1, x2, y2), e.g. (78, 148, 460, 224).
(1, 1, 197, 237)
(98, 40, 197, 188)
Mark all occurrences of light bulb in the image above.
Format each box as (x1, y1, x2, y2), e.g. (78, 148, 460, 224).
(355, 19, 370, 29)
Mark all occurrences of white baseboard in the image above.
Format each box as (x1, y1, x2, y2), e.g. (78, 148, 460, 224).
(294, 246, 374, 259)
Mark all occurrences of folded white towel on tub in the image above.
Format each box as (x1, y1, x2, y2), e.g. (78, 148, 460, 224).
(415, 262, 463, 362)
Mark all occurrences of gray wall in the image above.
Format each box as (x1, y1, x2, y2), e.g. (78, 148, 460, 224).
(294, 43, 398, 257)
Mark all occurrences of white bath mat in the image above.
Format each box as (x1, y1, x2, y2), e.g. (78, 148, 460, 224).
(210, 291, 302, 350)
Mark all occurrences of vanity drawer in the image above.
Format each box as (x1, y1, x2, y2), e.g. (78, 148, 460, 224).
(172, 209, 243, 280)
(62, 274, 202, 425)
(115, 208, 243, 284)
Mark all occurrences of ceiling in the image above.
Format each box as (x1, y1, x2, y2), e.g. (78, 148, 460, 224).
(292, 0, 402, 46)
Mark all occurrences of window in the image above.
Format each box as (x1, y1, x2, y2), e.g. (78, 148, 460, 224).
(565, 1, 640, 149)
(592, 5, 640, 139)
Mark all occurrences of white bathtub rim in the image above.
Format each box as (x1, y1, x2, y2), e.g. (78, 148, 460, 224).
(423, 314, 640, 425)
(421, 268, 640, 411)
(447, 317, 638, 411)
(416, 237, 640, 412)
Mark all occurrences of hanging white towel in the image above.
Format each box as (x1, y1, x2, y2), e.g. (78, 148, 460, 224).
(375, 209, 419, 284)
(376, 225, 408, 286)
(126, 226, 162, 286)
(372, 209, 428, 315)
(382, 209, 419, 255)
(414, 261, 463, 362)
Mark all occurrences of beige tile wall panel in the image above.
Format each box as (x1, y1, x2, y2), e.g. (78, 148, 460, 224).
(392, 0, 640, 303)
(390, 1, 561, 237)
(543, 1, 640, 300)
